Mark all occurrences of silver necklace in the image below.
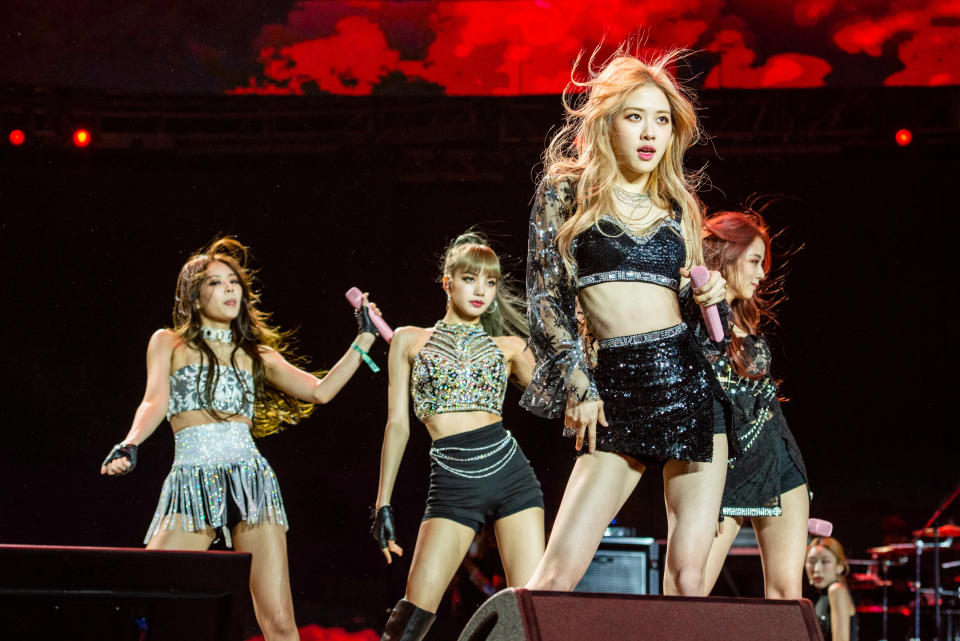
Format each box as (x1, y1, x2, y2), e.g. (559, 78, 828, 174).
(612, 184, 651, 208)
(201, 326, 233, 343)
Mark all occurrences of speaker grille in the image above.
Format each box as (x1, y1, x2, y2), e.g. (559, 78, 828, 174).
(574, 536, 659, 595)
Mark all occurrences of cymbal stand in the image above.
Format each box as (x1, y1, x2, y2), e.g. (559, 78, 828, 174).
(913, 481, 960, 641)
(881, 558, 891, 641)
(914, 538, 924, 641)
(935, 526, 941, 640)
(918, 477, 960, 641)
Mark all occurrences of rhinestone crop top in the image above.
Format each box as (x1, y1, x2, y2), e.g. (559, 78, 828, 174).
(573, 207, 685, 292)
(411, 322, 507, 422)
(167, 362, 255, 420)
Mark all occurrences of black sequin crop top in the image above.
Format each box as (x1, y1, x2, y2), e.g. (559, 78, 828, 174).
(521, 177, 689, 419)
(167, 362, 255, 420)
(411, 322, 507, 422)
(574, 208, 685, 292)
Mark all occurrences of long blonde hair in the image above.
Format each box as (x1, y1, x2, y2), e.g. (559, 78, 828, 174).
(544, 46, 706, 274)
(441, 231, 528, 338)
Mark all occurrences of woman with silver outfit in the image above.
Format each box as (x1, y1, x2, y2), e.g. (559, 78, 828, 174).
(100, 236, 383, 641)
(371, 232, 543, 641)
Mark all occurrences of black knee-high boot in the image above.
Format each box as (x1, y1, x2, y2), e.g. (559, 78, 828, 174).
(381, 599, 436, 641)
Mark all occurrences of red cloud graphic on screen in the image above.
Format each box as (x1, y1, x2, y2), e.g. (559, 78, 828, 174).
(832, 3, 960, 86)
(705, 30, 831, 88)
(886, 25, 960, 85)
(231, 0, 959, 95)
(234, 0, 717, 95)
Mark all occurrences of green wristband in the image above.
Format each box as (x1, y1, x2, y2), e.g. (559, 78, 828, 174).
(351, 342, 380, 373)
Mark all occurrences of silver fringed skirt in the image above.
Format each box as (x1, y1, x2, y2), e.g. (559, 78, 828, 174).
(144, 421, 288, 547)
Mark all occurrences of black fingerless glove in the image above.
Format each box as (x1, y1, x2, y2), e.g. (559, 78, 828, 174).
(371, 505, 397, 550)
(355, 305, 379, 337)
(102, 443, 138, 474)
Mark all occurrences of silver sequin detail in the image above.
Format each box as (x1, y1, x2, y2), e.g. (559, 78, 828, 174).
(597, 323, 687, 349)
(411, 322, 507, 422)
(722, 505, 782, 517)
(144, 421, 287, 547)
(577, 270, 679, 291)
(429, 430, 519, 478)
(601, 213, 680, 238)
(201, 326, 233, 343)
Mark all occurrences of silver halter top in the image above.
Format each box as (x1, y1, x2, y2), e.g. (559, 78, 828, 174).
(410, 322, 507, 422)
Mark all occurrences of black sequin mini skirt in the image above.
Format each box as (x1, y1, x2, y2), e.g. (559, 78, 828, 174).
(591, 322, 729, 466)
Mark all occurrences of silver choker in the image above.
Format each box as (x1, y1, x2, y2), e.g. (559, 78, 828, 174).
(612, 184, 651, 207)
(201, 326, 233, 343)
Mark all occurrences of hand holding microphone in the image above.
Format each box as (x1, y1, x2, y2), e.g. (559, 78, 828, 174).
(345, 287, 394, 343)
(687, 266, 725, 342)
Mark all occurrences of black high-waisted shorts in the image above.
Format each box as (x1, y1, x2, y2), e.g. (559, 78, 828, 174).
(590, 322, 733, 467)
(423, 422, 544, 532)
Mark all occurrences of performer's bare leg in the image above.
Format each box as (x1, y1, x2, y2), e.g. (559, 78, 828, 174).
(525, 451, 645, 591)
(662, 434, 728, 596)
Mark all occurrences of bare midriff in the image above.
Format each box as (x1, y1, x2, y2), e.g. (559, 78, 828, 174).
(578, 281, 684, 339)
(423, 411, 503, 442)
(170, 409, 252, 434)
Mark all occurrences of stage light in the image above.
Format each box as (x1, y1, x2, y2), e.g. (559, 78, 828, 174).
(9, 129, 25, 146)
(72, 129, 91, 147)
(895, 128, 912, 147)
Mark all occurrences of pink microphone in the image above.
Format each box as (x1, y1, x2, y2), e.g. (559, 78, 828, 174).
(345, 287, 394, 343)
(808, 518, 834, 537)
(689, 266, 724, 342)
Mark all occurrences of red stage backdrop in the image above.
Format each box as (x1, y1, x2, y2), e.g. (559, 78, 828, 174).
(231, 0, 960, 95)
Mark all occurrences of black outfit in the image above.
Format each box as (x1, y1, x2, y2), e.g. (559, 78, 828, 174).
(815, 586, 859, 641)
(521, 178, 736, 465)
(592, 324, 730, 466)
(423, 422, 544, 532)
(683, 294, 809, 516)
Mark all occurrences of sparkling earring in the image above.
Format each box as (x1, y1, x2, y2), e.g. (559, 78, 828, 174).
(488, 299, 499, 312)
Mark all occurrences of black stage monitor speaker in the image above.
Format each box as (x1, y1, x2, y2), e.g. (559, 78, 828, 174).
(458, 588, 824, 641)
(574, 536, 659, 595)
(0, 544, 251, 641)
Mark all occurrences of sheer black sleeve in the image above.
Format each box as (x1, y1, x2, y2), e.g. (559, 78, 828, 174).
(520, 179, 600, 419)
(679, 283, 733, 364)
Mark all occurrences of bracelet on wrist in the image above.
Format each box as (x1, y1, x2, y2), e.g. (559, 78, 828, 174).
(351, 342, 380, 373)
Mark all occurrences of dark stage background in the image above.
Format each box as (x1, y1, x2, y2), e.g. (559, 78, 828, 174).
(1, 88, 957, 634)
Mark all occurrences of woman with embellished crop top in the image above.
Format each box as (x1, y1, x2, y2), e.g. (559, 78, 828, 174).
(520, 48, 739, 598)
(691, 210, 811, 600)
(99, 237, 383, 641)
(371, 233, 543, 641)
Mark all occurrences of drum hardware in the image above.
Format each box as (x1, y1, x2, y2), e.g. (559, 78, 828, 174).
(909, 475, 960, 640)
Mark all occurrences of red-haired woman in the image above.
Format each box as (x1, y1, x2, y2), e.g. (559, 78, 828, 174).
(690, 210, 811, 600)
(806, 537, 858, 641)
(100, 237, 382, 641)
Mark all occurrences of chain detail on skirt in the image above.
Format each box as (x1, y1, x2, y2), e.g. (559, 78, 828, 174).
(429, 429, 518, 479)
